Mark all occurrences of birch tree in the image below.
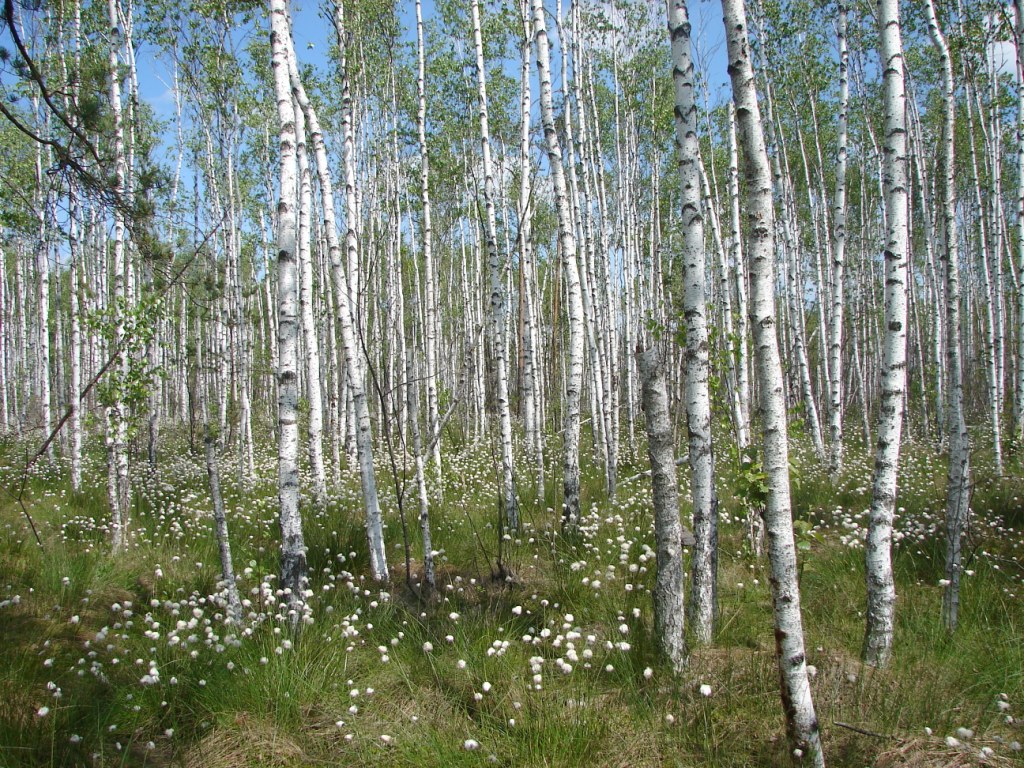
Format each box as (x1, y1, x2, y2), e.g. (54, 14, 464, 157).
(415, 0, 442, 476)
(721, 0, 824, 761)
(667, 0, 716, 645)
(828, 2, 849, 479)
(472, 0, 518, 531)
(107, 0, 131, 554)
(533, 0, 586, 530)
(863, 0, 910, 668)
(270, 0, 307, 616)
(637, 344, 686, 673)
(1015, 0, 1024, 451)
(924, 0, 969, 633)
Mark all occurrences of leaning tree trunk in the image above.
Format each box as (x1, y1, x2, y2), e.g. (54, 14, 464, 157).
(270, 0, 308, 618)
(533, 0, 586, 531)
(721, 0, 824, 763)
(292, 8, 388, 582)
(668, 0, 717, 646)
(332, 2, 388, 582)
(863, 0, 910, 669)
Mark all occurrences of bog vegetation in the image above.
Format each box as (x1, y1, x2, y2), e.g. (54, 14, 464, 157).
(0, 0, 1023, 765)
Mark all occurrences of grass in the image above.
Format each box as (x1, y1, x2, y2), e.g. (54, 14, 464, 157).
(0, 429, 1022, 767)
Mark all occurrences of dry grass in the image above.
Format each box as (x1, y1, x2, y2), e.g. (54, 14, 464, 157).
(874, 737, 1016, 767)
(182, 713, 307, 768)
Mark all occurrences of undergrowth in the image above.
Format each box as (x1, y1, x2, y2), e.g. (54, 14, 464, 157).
(0, 430, 1021, 767)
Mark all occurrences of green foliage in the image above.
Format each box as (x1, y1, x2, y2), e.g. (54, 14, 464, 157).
(85, 293, 165, 435)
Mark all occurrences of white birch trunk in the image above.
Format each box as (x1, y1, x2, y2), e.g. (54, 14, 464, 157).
(668, 0, 717, 645)
(1015, 0, 1024, 450)
(863, 0, 910, 669)
(637, 345, 687, 673)
(828, 2, 849, 478)
(925, 0, 970, 632)
(722, 1, 824, 762)
(518, 0, 543, 500)
(270, 0, 308, 617)
(533, 0, 586, 530)
(472, 0, 519, 531)
(415, 0, 442, 477)
(297, 10, 388, 582)
(294, 100, 327, 507)
(728, 102, 752, 448)
(107, 0, 131, 554)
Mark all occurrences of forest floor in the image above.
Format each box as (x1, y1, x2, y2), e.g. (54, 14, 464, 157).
(0, 428, 1022, 767)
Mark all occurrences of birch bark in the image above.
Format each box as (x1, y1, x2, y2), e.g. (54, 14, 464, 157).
(533, 0, 586, 530)
(863, 0, 910, 668)
(721, 0, 824, 761)
(270, 0, 308, 615)
(925, 0, 969, 632)
(668, 0, 717, 645)
(294, 100, 327, 507)
(415, 0, 442, 476)
(472, 0, 519, 531)
(637, 345, 686, 673)
(828, 2, 849, 478)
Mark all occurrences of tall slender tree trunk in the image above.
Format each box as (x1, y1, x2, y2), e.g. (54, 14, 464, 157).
(925, 0, 969, 633)
(294, 100, 327, 507)
(533, 0, 586, 530)
(728, 102, 752, 448)
(668, 0, 717, 645)
(472, 0, 518, 531)
(722, 0, 824, 762)
(107, 0, 131, 554)
(828, 2, 849, 479)
(518, 0, 543, 501)
(863, 0, 910, 669)
(292, 8, 388, 582)
(270, 0, 308, 617)
(1014, 0, 1024, 451)
(415, 0, 442, 477)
